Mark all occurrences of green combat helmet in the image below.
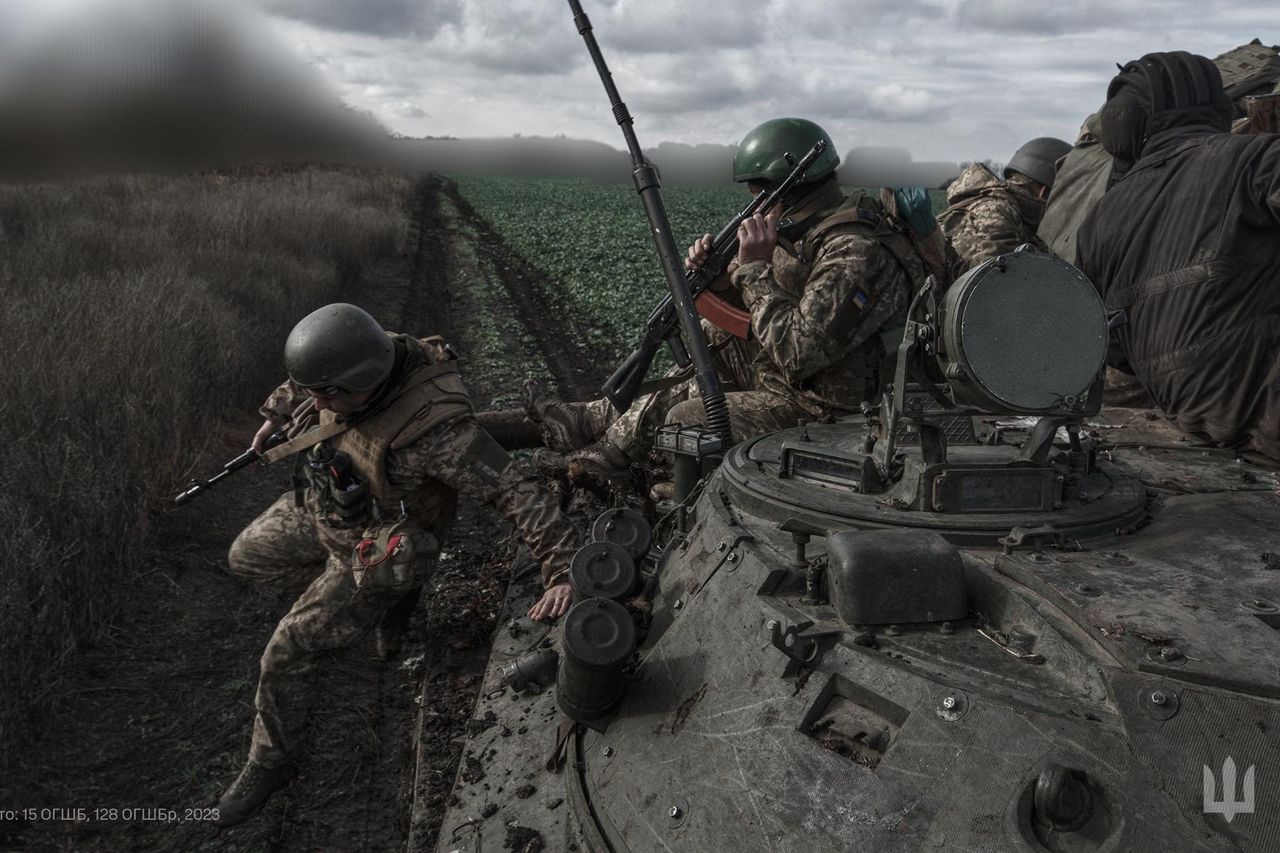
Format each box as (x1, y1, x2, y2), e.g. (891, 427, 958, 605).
(284, 303, 395, 393)
(733, 118, 840, 186)
(1004, 137, 1073, 189)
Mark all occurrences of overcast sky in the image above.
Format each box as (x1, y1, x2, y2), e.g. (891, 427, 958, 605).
(1, 0, 1274, 164)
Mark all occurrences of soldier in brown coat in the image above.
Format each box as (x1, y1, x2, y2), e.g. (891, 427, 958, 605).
(212, 303, 582, 827)
(1077, 52, 1280, 462)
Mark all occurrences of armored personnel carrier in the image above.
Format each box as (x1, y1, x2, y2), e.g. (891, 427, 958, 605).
(432, 248, 1280, 853)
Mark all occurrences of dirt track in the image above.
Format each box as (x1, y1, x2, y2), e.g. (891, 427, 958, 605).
(0, 175, 601, 853)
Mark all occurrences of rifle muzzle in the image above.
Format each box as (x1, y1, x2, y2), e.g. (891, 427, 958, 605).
(174, 482, 206, 506)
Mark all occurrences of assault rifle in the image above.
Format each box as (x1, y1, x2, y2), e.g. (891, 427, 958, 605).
(600, 139, 828, 413)
(174, 430, 286, 506)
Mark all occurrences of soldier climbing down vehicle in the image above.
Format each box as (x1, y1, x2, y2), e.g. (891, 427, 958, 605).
(210, 303, 582, 827)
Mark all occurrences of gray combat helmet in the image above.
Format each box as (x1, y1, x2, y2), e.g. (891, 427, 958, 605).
(1004, 137, 1073, 189)
(284, 303, 395, 394)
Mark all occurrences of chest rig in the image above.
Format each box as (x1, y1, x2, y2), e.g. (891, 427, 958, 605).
(772, 191, 934, 412)
(269, 336, 474, 534)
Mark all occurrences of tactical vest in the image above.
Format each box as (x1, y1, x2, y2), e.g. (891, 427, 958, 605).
(272, 335, 475, 539)
(800, 189, 939, 288)
(770, 191, 931, 413)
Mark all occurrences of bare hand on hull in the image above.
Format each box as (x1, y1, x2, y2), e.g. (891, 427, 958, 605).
(528, 580, 573, 622)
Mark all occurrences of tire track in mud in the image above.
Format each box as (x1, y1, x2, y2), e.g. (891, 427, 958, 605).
(400, 175, 585, 851)
(0, 175, 544, 853)
(405, 175, 557, 409)
(435, 178, 617, 402)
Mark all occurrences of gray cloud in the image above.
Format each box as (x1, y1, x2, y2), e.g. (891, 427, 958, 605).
(954, 0, 1142, 35)
(427, 1, 582, 75)
(598, 0, 765, 53)
(251, 0, 1276, 164)
(261, 0, 461, 38)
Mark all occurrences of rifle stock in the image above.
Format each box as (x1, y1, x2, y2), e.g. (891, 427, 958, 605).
(603, 339, 659, 412)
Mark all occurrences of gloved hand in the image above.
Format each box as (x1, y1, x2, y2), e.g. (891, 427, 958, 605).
(893, 187, 937, 236)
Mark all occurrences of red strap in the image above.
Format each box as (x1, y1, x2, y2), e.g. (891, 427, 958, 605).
(695, 291, 752, 339)
(355, 534, 404, 569)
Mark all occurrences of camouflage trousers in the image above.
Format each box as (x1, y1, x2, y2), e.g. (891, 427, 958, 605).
(227, 492, 418, 768)
(591, 327, 804, 460)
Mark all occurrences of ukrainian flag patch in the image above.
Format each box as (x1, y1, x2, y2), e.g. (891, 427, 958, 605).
(853, 290, 869, 309)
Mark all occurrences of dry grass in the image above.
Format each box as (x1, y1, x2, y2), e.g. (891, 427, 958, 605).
(0, 167, 411, 765)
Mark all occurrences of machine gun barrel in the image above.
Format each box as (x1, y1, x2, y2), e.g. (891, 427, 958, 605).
(568, 0, 732, 443)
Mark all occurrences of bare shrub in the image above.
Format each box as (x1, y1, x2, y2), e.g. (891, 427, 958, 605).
(0, 168, 411, 763)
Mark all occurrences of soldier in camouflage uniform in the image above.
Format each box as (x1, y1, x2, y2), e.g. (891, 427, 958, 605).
(938, 137, 1072, 271)
(530, 119, 936, 480)
(213, 303, 582, 827)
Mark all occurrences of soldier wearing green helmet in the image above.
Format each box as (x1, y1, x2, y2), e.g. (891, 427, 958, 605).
(530, 118, 937, 484)
(732, 117, 842, 186)
(212, 303, 582, 827)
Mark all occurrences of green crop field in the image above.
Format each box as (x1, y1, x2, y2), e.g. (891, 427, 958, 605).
(453, 175, 747, 356)
(453, 175, 945, 362)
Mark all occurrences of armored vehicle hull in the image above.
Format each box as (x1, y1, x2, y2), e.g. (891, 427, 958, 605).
(435, 409, 1280, 853)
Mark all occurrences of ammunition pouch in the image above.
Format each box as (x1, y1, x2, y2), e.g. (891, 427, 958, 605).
(299, 443, 371, 527)
(350, 516, 437, 591)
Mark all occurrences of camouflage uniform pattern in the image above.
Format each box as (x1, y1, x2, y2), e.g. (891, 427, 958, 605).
(590, 186, 921, 457)
(229, 492, 407, 767)
(732, 207, 918, 420)
(596, 322, 767, 461)
(259, 379, 307, 426)
(938, 163, 1047, 270)
(230, 351, 581, 768)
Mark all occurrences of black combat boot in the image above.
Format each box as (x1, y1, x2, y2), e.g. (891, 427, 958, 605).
(213, 760, 291, 828)
(522, 379, 598, 452)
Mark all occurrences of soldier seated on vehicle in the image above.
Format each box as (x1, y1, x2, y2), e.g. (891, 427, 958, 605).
(212, 303, 582, 828)
(1039, 39, 1280, 265)
(1077, 51, 1280, 463)
(937, 136, 1073, 271)
(527, 118, 941, 485)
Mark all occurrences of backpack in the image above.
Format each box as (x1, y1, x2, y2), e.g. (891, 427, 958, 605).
(1213, 40, 1280, 115)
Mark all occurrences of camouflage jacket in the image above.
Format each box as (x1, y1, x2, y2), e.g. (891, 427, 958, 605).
(259, 336, 580, 587)
(939, 163, 1046, 270)
(731, 185, 923, 417)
